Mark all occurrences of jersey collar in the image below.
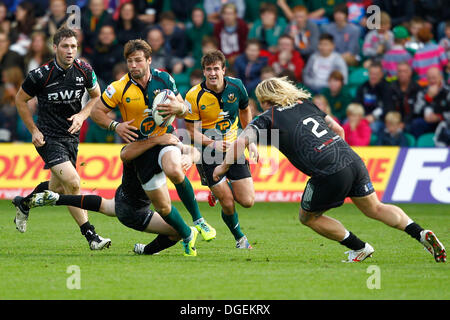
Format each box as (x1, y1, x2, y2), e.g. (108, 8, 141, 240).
(53, 58, 73, 73)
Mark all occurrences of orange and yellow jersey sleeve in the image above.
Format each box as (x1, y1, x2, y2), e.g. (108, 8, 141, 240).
(101, 73, 168, 140)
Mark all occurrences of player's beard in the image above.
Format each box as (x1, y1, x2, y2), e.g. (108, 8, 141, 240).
(131, 69, 144, 79)
(56, 52, 74, 68)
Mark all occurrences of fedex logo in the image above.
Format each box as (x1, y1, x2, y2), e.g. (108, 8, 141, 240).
(385, 149, 450, 203)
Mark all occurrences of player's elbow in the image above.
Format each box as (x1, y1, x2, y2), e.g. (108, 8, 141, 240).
(120, 148, 132, 163)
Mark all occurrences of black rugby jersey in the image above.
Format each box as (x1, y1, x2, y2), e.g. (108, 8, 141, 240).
(117, 161, 151, 208)
(21, 59, 98, 141)
(250, 100, 360, 177)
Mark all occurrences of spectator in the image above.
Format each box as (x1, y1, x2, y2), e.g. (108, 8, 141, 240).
(312, 94, 339, 123)
(362, 11, 394, 60)
(377, 111, 409, 146)
(40, 0, 74, 40)
(302, 33, 347, 93)
(307, 0, 345, 21)
(81, 0, 114, 55)
(372, 0, 415, 27)
(322, 3, 361, 66)
(285, 5, 319, 61)
(160, 0, 200, 24)
(0, 66, 24, 141)
(159, 11, 188, 59)
(342, 103, 372, 146)
(205, 0, 245, 24)
(213, 3, 248, 64)
(261, 65, 276, 80)
(192, 36, 219, 69)
(355, 62, 394, 134)
(269, 34, 304, 82)
(24, 31, 53, 73)
(0, 31, 25, 82)
(116, 2, 144, 46)
(234, 39, 268, 94)
(382, 26, 413, 78)
(186, 5, 213, 68)
(405, 17, 425, 55)
(321, 70, 352, 122)
(438, 21, 450, 60)
(145, 27, 184, 74)
(434, 118, 450, 147)
(9, 1, 36, 56)
(189, 68, 203, 87)
(391, 62, 422, 131)
(248, 2, 287, 54)
(0, 2, 10, 34)
(244, 0, 304, 24)
(412, 27, 448, 83)
(134, 0, 164, 26)
(412, 67, 450, 138)
(89, 25, 123, 85)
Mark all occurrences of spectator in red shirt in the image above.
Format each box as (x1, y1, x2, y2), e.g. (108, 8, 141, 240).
(213, 3, 248, 65)
(343, 103, 372, 146)
(269, 34, 304, 81)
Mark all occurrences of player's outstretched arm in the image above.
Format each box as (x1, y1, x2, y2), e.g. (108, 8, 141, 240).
(213, 126, 258, 181)
(324, 115, 345, 140)
(15, 88, 44, 147)
(120, 133, 180, 162)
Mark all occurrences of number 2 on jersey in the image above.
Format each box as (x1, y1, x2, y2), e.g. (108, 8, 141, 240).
(302, 117, 327, 138)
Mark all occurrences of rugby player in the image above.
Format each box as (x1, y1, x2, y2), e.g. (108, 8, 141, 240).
(13, 26, 111, 250)
(214, 77, 446, 263)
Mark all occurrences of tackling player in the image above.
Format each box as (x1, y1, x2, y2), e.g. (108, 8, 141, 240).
(214, 77, 446, 263)
(24, 133, 200, 256)
(90, 39, 214, 256)
(13, 26, 111, 250)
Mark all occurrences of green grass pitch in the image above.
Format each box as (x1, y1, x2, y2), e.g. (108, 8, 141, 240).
(0, 200, 448, 300)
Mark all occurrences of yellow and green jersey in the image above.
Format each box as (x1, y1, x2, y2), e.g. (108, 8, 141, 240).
(101, 68, 178, 140)
(184, 76, 249, 143)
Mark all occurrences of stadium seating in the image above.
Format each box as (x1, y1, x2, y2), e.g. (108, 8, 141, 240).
(404, 133, 416, 147)
(416, 133, 435, 147)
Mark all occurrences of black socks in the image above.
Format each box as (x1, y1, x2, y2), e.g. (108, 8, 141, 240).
(144, 235, 178, 255)
(404, 222, 424, 242)
(340, 231, 366, 251)
(55, 195, 102, 212)
(80, 222, 96, 242)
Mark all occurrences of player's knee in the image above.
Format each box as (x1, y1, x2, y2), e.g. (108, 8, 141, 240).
(155, 204, 172, 216)
(299, 209, 314, 226)
(62, 177, 81, 194)
(164, 165, 185, 184)
(237, 195, 254, 208)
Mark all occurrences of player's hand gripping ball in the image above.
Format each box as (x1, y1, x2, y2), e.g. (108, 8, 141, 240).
(152, 89, 176, 127)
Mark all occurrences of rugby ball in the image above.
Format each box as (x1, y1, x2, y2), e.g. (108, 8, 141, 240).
(152, 89, 176, 127)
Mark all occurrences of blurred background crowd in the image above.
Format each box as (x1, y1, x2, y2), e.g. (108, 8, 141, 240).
(0, 0, 449, 147)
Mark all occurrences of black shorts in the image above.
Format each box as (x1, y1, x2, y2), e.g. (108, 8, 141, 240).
(35, 139, 78, 169)
(301, 158, 375, 212)
(197, 158, 252, 187)
(114, 188, 154, 231)
(132, 144, 166, 185)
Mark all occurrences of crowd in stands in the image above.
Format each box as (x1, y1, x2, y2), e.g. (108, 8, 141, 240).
(0, 0, 449, 147)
